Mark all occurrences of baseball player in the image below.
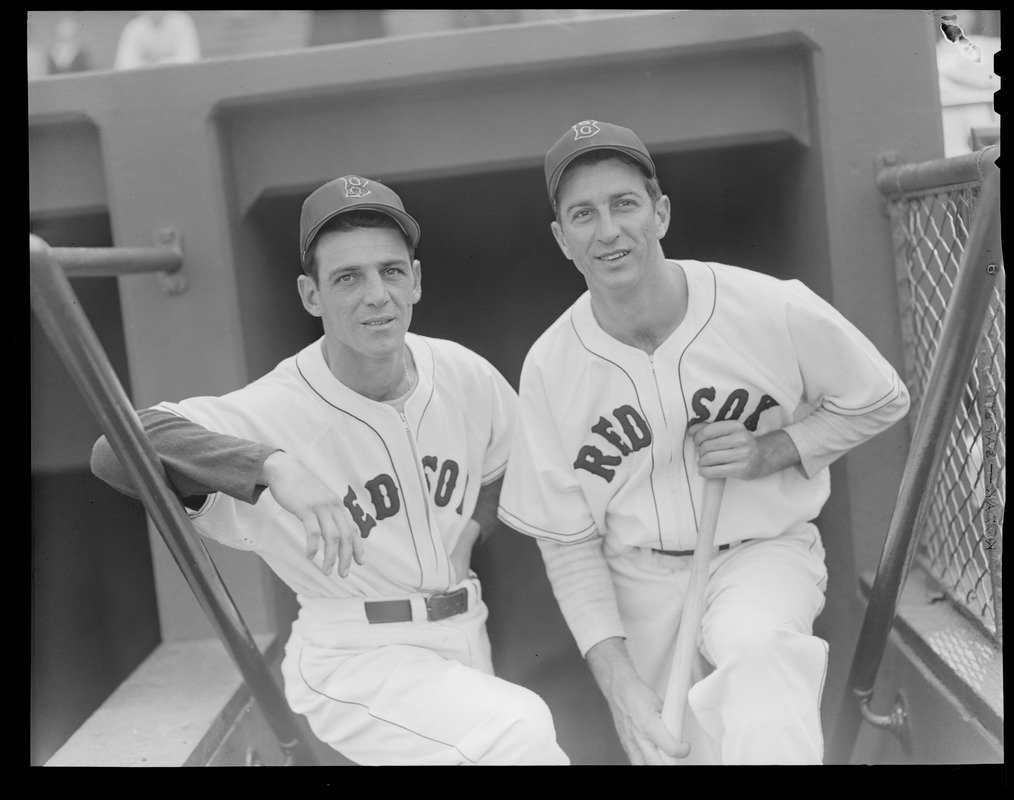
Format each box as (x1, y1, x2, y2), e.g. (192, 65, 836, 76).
(497, 120, 911, 765)
(91, 175, 570, 766)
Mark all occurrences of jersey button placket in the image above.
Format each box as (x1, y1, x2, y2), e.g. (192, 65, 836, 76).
(398, 410, 450, 589)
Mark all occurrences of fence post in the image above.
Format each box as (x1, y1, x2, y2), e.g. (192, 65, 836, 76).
(827, 157, 1001, 764)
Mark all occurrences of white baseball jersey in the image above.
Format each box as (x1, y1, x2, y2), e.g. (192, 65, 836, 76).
(146, 333, 571, 765)
(155, 332, 517, 600)
(499, 259, 908, 553)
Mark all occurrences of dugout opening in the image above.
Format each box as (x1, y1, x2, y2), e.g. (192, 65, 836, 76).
(242, 134, 825, 763)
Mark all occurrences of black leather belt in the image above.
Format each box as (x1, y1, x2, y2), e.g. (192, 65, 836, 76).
(653, 542, 743, 557)
(364, 586, 469, 624)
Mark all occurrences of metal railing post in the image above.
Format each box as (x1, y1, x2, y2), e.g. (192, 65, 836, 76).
(827, 158, 1001, 764)
(30, 234, 320, 766)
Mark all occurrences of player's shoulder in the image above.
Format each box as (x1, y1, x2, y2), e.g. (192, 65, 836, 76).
(522, 292, 588, 364)
(412, 332, 489, 368)
(682, 260, 817, 348)
(156, 347, 315, 432)
(686, 259, 817, 310)
(247, 347, 307, 387)
(208, 344, 314, 408)
(685, 259, 789, 291)
(409, 333, 509, 391)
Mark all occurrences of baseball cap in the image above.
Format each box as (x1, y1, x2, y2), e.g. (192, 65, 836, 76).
(544, 120, 656, 207)
(299, 175, 421, 269)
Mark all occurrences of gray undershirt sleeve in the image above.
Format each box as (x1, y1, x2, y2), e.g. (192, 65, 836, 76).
(783, 393, 911, 479)
(537, 535, 626, 657)
(90, 407, 279, 509)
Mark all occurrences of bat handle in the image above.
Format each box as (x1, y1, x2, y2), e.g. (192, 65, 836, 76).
(660, 476, 727, 762)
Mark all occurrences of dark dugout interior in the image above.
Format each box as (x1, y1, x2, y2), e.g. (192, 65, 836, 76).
(246, 136, 813, 763)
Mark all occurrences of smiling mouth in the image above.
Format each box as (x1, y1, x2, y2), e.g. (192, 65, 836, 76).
(362, 317, 396, 327)
(598, 250, 630, 262)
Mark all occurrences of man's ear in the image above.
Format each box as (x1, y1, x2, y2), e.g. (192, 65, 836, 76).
(550, 220, 572, 260)
(655, 194, 671, 240)
(297, 274, 323, 318)
(411, 259, 422, 304)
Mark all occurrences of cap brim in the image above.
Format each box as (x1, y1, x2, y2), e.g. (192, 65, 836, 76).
(549, 145, 655, 205)
(302, 204, 421, 264)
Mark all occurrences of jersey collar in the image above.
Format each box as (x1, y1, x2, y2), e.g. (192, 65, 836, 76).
(295, 333, 433, 417)
(572, 259, 715, 360)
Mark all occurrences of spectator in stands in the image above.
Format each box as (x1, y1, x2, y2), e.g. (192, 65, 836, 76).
(47, 17, 91, 75)
(114, 11, 201, 70)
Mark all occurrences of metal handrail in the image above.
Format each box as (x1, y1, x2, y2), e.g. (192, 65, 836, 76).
(30, 234, 319, 766)
(46, 241, 183, 277)
(876, 144, 998, 197)
(827, 156, 1002, 764)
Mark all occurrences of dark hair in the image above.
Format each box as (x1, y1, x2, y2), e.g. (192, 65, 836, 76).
(553, 150, 662, 218)
(304, 210, 416, 281)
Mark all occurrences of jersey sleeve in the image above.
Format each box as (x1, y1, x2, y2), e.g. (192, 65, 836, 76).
(498, 355, 598, 544)
(779, 280, 911, 477)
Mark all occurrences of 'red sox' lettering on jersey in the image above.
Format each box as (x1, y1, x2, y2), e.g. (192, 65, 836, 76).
(343, 457, 463, 537)
(574, 405, 652, 481)
(688, 388, 780, 430)
(575, 389, 782, 482)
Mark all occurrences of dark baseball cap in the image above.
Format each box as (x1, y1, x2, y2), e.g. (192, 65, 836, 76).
(299, 175, 421, 268)
(544, 120, 656, 207)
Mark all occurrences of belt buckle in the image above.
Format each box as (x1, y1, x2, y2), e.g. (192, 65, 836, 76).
(425, 586, 469, 621)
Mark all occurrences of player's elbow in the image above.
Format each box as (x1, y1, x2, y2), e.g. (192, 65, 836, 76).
(890, 380, 912, 424)
(90, 435, 139, 498)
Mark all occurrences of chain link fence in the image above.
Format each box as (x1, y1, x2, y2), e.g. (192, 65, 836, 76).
(879, 146, 1003, 644)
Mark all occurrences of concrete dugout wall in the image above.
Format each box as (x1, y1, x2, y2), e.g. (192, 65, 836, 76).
(30, 10, 944, 762)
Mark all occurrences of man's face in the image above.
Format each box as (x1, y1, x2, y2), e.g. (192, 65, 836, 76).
(550, 157, 670, 293)
(298, 225, 421, 368)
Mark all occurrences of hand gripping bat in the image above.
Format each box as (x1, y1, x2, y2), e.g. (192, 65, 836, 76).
(660, 476, 727, 762)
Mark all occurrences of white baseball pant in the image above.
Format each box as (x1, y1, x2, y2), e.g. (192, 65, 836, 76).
(609, 522, 829, 764)
(281, 577, 570, 766)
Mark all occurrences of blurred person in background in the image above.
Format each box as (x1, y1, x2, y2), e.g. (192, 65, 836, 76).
(114, 10, 201, 70)
(47, 16, 91, 75)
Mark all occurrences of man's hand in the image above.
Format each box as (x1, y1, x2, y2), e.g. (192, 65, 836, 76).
(260, 451, 364, 577)
(586, 638, 687, 765)
(688, 421, 801, 481)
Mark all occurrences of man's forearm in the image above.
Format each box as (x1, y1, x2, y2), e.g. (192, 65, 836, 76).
(585, 636, 641, 696)
(754, 429, 803, 476)
(472, 476, 503, 542)
(784, 387, 911, 478)
(537, 536, 625, 655)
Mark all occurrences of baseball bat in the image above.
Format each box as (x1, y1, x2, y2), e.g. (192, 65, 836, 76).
(660, 476, 727, 761)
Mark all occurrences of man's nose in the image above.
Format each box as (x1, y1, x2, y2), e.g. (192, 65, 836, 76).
(596, 210, 621, 242)
(363, 272, 390, 306)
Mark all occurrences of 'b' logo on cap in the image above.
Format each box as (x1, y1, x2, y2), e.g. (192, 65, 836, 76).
(340, 176, 371, 198)
(572, 120, 601, 140)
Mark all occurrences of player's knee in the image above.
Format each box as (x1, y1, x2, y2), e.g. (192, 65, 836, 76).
(717, 627, 828, 698)
(737, 621, 788, 652)
(503, 691, 558, 745)
(485, 690, 568, 765)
